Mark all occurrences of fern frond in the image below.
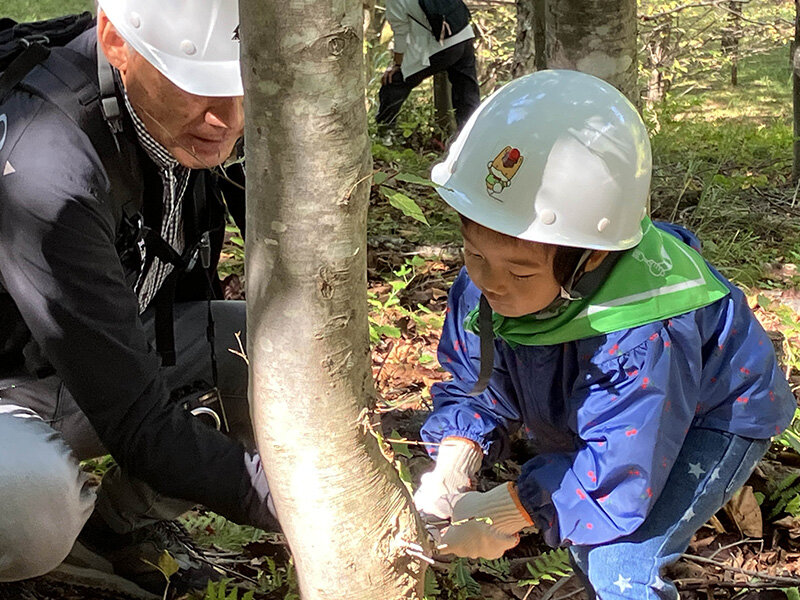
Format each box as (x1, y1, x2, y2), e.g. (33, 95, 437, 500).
(517, 548, 573, 588)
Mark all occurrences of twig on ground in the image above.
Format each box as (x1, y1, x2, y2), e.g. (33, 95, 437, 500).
(708, 537, 758, 560)
(682, 553, 800, 586)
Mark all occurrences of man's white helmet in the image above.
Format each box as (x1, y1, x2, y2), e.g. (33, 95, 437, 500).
(432, 70, 652, 251)
(97, 0, 243, 97)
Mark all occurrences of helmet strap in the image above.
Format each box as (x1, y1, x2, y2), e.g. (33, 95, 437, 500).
(468, 295, 495, 396)
(559, 249, 594, 301)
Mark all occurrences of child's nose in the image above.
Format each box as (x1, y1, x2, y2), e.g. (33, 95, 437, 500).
(480, 268, 506, 295)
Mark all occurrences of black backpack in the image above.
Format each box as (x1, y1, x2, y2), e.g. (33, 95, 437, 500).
(0, 12, 95, 102)
(415, 0, 471, 43)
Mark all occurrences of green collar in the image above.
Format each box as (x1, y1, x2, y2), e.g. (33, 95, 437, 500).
(465, 219, 730, 347)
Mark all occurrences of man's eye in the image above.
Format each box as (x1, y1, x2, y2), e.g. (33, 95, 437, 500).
(465, 249, 483, 260)
(511, 273, 534, 280)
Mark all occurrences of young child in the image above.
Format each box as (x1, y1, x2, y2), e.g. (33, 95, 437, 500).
(413, 70, 796, 599)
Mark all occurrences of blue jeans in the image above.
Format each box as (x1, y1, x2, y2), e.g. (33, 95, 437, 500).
(569, 427, 769, 599)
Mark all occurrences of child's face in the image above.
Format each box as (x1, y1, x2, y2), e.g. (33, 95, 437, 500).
(461, 221, 562, 317)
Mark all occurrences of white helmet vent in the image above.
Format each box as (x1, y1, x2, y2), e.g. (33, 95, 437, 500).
(597, 218, 610, 232)
(540, 209, 556, 225)
(181, 40, 197, 56)
(128, 12, 141, 28)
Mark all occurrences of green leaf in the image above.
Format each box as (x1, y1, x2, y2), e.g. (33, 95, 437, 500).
(450, 558, 481, 597)
(375, 324, 402, 339)
(785, 587, 800, 600)
(419, 353, 435, 364)
(396, 460, 413, 491)
(394, 172, 439, 188)
(389, 430, 413, 458)
(373, 171, 389, 185)
(409, 255, 426, 268)
(380, 186, 429, 225)
(424, 568, 441, 597)
(757, 294, 772, 309)
(158, 550, 180, 578)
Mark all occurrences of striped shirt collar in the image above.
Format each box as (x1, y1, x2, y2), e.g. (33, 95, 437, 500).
(121, 86, 183, 171)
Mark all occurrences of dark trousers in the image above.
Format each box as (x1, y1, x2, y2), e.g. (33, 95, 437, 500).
(376, 39, 480, 130)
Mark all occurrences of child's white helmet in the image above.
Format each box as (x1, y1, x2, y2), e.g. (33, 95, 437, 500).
(431, 70, 652, 251)
(98, 0, 243, 97)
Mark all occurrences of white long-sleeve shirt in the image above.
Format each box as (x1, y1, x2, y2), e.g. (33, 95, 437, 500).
(386, 0, 475, 78)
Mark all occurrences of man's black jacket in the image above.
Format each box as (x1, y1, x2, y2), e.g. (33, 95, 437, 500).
(0, 28, 261, 526)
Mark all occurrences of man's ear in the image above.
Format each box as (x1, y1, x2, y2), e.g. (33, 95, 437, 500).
(97, 10, 129, 76)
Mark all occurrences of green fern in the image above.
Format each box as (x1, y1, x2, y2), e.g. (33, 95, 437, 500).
(424, 568, 442, 598)
(449, 558, 481, 598)
(477, 557, 511, 580)
(202, 579, 255, 600)
(517, 548, 573, 588)
(768, 472, 800, 519)
(180, 512, 263, 550)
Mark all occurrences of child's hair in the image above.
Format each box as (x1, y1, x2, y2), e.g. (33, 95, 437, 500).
(459, 215, 596, 287)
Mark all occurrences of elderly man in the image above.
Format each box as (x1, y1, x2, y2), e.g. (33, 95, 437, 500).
(0, 1, 273, 593)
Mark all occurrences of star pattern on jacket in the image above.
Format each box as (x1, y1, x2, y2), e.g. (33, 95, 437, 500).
(613, 574, 633, 593)
(688, 462, 706, 479)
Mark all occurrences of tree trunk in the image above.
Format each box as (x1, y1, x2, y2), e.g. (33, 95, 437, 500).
(545, 0, 639, 104)
(794, 0, 800, 183)
(433, 72, 455, 136)
(239, 0, 428, 597)
(721, 0, 741, 86)
(512, 0, 546, 77)
(644, 18, 672, 107)
(512, 0, 537, 77)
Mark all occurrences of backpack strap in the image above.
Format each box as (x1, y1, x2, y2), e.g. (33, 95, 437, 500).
(0, 42, 50, 105)
(17, 45, 142, 219)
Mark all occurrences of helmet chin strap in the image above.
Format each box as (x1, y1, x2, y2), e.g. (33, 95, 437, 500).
(559, 249, 594, 302)
(469, 295, 495, 396)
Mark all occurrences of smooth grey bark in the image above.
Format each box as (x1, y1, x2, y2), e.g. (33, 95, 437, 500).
(239, 0, 427, 597)
(545, 0, 639, 104)
(794, 0, 800, 183)
(512, 0, 545, 77)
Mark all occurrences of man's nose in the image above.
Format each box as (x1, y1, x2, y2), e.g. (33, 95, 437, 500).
(205, 96, 244, 131)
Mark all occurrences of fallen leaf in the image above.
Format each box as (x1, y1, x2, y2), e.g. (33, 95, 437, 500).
(723, 485, 763, 538)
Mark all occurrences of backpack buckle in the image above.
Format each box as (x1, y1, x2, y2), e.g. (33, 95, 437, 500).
(20, 34, 51, 48)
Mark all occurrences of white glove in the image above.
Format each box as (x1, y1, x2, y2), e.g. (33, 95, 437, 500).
(438, 482, 533, 560)
(413, 437, 483, 521)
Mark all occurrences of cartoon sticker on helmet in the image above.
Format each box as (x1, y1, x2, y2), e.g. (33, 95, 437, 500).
(486, 146, 524, 198)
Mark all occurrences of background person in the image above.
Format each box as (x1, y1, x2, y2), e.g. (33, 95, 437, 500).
(376, 0, 480, 132)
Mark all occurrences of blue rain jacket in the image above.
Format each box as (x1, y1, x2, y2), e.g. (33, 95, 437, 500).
(420, 223, 795, 547)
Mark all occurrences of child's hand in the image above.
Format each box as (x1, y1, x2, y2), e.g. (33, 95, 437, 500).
(437, 483, 533, 560)
(413, 438, 483, 520)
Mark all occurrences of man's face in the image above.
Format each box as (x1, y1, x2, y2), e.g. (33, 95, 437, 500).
(122, 51, 243, 169)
